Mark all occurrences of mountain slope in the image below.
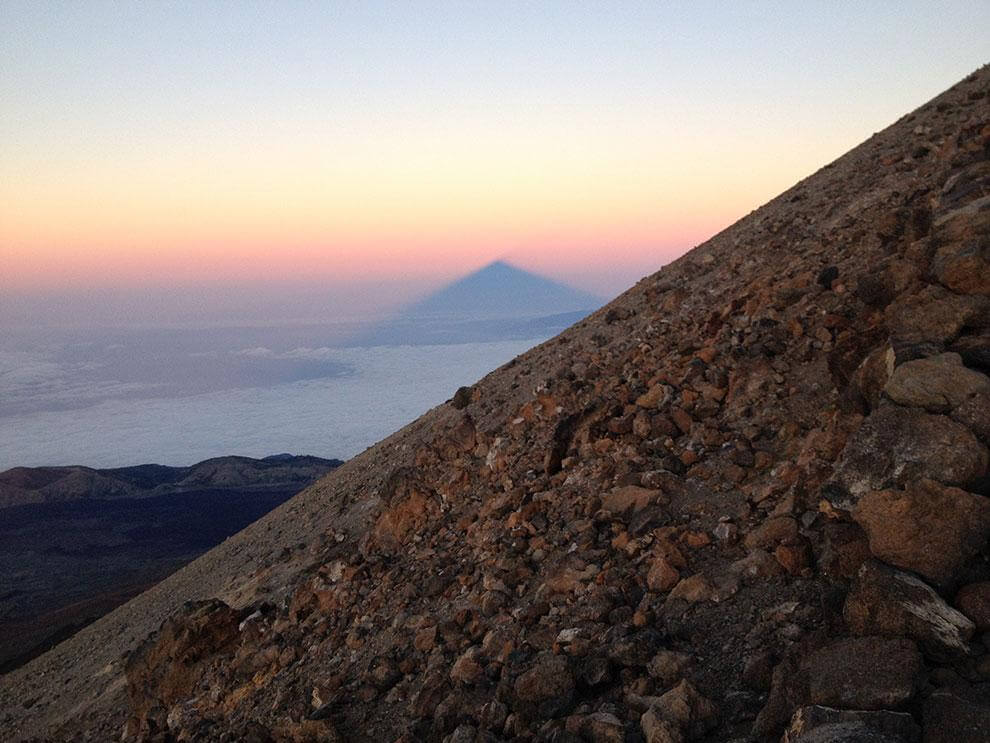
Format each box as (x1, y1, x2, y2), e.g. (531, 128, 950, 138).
(2, 67, 989, 742)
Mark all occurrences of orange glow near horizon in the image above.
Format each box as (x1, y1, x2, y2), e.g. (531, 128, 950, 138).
(1, 118, 816, 293)
(5, 4, 985, 303)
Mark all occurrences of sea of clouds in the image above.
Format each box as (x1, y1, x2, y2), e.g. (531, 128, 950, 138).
(0, 336, 541, 470)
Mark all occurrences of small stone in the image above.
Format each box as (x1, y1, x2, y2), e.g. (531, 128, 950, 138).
(744, 516, 799, 550)
(414, 625, 437, 652)
(818, 266, 840, 289)
(714, 521, 738, 543)
(449, 650, 484, 685)
(671, 407, 693, 434)
(775, 544, 810, 576)
(602, 486, 665, 515)
(730, 548, 786, 579)
(447, 724, 477, 743)
(513, 652, 574, 703)
(583, 711, 625, 743)
(647, 557, 681, 592)
(641, 708, 685, 743)
(647, 650, 692, 688)
(637, 385, 668, 408)
(666, 574, 715, 605)
(451, 386, 473, 409)
(648, 679, 718, 739)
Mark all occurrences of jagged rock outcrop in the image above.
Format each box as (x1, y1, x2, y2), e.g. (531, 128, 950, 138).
(1, 67, 989, 743)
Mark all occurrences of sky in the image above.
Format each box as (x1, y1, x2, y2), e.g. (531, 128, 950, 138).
(2, 1, 989, 326)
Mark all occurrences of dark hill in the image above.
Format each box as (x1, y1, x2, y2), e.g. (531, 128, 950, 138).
(0, 454, 340, 508)
(1, 67, 989, 743)
(0, 454, 340, 676)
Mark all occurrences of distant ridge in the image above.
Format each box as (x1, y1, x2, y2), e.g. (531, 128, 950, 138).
(406, 260, 602, 319)
(0, 454, 342, 509)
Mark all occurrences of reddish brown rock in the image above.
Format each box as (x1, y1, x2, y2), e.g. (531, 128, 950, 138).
(371, 488, 437, 552)
(665, 574, 715, 605)
(602, 485, 665, 515)
(744, 516, 800, 550)
(449, 650, 484, 685)
(513, 653, 574, 704)
(646, 556, 681, 592)
(853, 479, 990, 586)
(931, 195, 990, 294)
(124, 599, 245, 733)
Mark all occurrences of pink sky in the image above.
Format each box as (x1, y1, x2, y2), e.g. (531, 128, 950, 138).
(3, 3, 987, 324)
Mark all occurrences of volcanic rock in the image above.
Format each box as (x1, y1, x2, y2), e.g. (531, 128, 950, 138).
(955, 582, 990, 631)
(852, 478, 990, 586)
(804, 637, 922, 710)
(884, 353, 990, 412)
(826, 403, 988, 510)
(844, 561, 975, 660)
(783, 706, 920, 743)
(922, 687, 990, 743)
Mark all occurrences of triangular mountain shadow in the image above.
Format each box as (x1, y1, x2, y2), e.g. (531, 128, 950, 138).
(349, 260, 604, 346)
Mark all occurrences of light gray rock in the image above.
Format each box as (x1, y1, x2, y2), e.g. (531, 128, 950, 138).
(844, 561, 975, 661)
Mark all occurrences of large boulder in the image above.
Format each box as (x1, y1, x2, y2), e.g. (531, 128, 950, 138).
(825, 404, 988, 510)
(804, 637, 922, 710)
(124, 599, 246, 735)
(843, 561, 974, 660)
(783, 705, 920, 743)
(883, 353, 990, 413)
(885, 284, 990, 345)
(852, 479, 990, 587)
(930, 195, 990, 295)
